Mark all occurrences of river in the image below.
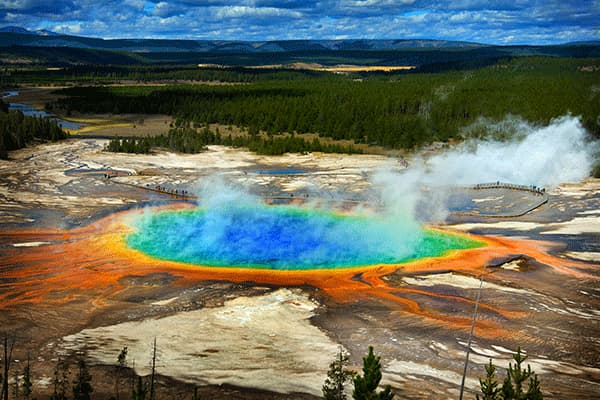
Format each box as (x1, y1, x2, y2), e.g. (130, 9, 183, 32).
(2, 90, 85, 130)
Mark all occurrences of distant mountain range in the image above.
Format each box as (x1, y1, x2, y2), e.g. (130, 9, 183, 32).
(0, 26, 598, 68)
(0, 26, 495, 53)
(1, 26, 598, 55)
(0, 26, 60, 37)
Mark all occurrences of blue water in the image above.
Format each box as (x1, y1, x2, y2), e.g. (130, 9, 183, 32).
(2, 90, 19, 98)
(8, 103, 84, 130)
(126, 206, 483, 270)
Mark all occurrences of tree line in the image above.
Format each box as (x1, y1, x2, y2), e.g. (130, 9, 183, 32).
(0, 101, 68, 159)
(51, 57, 600, 153)
(2, 334, 543, 400)
(105, 126, 362, 156)
(323, 346, 542, 400)
(3, 65, 327, 86)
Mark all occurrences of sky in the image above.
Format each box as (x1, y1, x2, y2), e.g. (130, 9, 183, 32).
(0, 0, 598, 45)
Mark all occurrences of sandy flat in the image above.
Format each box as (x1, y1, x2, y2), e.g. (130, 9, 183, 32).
(385, 360, 479, 390)
(449, 221, 542, 231)
(465, 346, 600, 377)
(542, 216, 600, 235)
(563, 251, 600, 262)
(402, 272, 528, 293)
(61, 289, 340, 396)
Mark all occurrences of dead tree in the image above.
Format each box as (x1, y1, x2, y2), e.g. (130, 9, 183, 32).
(1, 335, 16, 400)
(149, 339, 156, 400)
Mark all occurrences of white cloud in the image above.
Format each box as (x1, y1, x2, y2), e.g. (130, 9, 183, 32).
(3, 12, 19, 21)
(2, 0, 599, 44)
(215, 5, 302, 19)
(54, 22, 82, 34)
(449, 11, 469, 22)
(345, 0, 415, 5)
(0, 0, 36, 10)
(122, 0, 145, 10)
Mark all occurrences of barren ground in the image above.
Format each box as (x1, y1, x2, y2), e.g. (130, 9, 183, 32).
(0, 139, 599, 400)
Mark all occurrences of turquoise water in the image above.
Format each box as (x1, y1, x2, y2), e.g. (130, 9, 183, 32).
(126, 206, 482, 270)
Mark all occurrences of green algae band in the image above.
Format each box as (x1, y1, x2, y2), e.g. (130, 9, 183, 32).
(126, 206, 482, 270)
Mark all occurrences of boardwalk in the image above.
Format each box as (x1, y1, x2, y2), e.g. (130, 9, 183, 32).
(453, 182, 549, 218)
(103, 172, 548, 218)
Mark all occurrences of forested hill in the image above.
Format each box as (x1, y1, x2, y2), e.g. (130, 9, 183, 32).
(1, 28, 598, 54)
(50, 57, 600, 149)
(0, 101, 68, 159)
(0, 29, 599, 67)
(0, 31, 486, 52)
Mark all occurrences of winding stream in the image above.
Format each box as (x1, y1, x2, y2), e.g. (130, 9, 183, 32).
(2, 90, 85, 130)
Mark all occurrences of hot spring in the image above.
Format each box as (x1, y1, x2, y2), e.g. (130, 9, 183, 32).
(126, 204, 483, 270)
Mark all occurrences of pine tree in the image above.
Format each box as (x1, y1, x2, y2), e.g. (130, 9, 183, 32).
(476, 359, 501, 400)
(503, 348, 535, 400)
(72, 359, 93, 400)
(352, 346, 393, 400)
(322, 347, 355, 400)
(525, 374, 542, 400)
(477, 348, 543, 400)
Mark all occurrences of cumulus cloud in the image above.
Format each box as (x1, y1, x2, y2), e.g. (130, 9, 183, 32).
(0, 0, 598, 43)
(153, 2, 184, 18)
(53, 22, 82, 34)
(215, 5, 303, 19)
(0, 0, 76, 13)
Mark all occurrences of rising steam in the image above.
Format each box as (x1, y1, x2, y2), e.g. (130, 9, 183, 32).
(127, 174, 481, 269)
(372, 115, 597, 223)
(128, 115, 596, 268)
(421, 115, 596, 188)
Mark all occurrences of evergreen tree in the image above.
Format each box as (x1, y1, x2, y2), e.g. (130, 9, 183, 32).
(322, 347, 355, 400)
(0, 110, 68, 159)
(72, 359, 93, 400)
(352, 346, 393, 400)
(502, 348, 542, 400)
(525, 375, 543, 400)
(477, 348, 543, 400)
(476, 359, 501, 400)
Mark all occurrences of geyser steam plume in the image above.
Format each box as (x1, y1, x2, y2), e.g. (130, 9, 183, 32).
(421, 115, 596, 188)
(378, 115, 598, 223)
(128, 116, 595, 269)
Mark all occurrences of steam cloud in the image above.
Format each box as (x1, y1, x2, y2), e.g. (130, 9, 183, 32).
(129, 175, 482, 269)
(374, 115, 598, 222)
(419, 115, 596, 188)
(129, 115, 597, 268)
